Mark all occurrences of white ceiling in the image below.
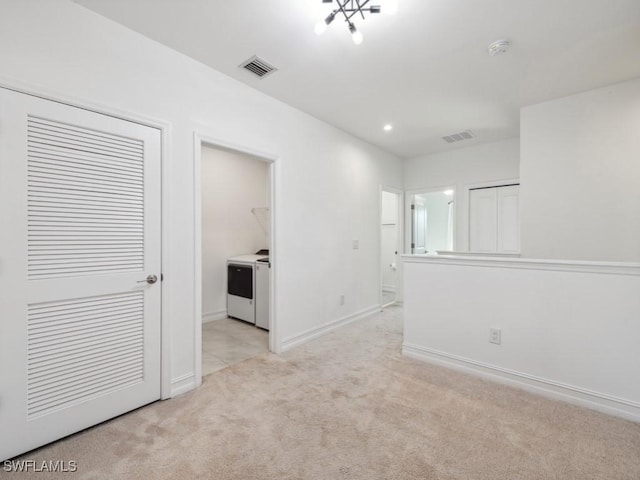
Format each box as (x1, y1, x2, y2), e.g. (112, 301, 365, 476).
(75, 0, 640, 158)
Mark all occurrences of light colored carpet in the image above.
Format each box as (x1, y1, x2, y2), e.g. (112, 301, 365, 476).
(5, 306, 640, 479)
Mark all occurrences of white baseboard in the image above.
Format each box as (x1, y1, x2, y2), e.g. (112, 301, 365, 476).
(402, 343, 640, 423)
(282, 305, 380, 351)
(202, 309, 227, 324)
(169, 373, 196, 397)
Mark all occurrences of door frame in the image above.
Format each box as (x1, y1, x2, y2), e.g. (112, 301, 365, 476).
(379, 185, 403, 306)
(193, 131, 280, 388)
(0, 77, 173, 400)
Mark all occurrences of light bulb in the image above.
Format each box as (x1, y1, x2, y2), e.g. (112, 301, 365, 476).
(314, 20, 327, 35)
(383, 124, 393, 132)
(350, 26, 363, 45)
(383, 0, 399, 15)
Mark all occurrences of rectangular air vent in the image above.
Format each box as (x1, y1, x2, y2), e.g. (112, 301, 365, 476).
(239, 55, 277, 79)
(442, 130, 475, 144)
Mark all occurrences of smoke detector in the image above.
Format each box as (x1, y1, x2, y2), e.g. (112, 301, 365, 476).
(488, 39, 510, 56)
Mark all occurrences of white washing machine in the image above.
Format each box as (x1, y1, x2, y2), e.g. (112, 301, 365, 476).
(227, 254, 269, 327)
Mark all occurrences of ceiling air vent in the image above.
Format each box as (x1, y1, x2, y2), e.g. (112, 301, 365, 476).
(239, 55, 277, 79)
(442, 130, 475, 144)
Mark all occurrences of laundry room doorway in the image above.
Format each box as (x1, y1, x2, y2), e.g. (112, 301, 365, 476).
(194, 135, 278, 384)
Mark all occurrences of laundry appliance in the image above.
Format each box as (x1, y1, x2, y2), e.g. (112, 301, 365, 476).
(227, 251, 270, 330)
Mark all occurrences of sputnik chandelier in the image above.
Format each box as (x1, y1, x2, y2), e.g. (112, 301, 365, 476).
(314, 0, 398, 45)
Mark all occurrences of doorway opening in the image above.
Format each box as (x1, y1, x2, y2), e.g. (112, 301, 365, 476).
(407, 188, 456, 254)
(380, 188, 402, 307)
(194, 136, 277, 384)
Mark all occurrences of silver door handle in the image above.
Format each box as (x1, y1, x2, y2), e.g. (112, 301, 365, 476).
(137, 274, 158, 285)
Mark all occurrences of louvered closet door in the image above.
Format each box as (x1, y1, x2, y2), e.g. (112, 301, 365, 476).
(0, 88, 161, 461)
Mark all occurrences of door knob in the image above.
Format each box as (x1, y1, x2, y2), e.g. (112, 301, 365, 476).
(137, 274, 158, 284)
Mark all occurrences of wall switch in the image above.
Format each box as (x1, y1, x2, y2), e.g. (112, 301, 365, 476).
(339, 295, 345, 306)
(489, 328, 501, 345)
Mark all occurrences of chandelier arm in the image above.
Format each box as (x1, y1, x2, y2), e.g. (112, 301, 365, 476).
(337, 0, 371, 23)
(336, 0, 356, 24)
(355, 0, 371, 20)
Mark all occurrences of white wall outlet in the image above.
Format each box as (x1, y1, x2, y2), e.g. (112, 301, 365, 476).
(489, 328, 501, 345)
(339, 295, 345, 306)
(352, 239, 359, 249)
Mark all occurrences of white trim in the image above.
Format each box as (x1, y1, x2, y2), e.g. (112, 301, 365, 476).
(193, 135, 203, 389)
(0, 75, 169, 131)
(282, 305, 380, 351)
(402, 343, 640, 423)
(436, 250, 520, 258)
(169, 373, 197, 398)
(0, 75, 174, 401)
(402, 253, 640, 276)
(202, 309, 228, 323)
(193, 131, 281, 391)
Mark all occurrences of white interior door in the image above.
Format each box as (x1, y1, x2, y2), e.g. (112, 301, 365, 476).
(469, 188, 498, 252)
(497, 185, 520, 253)
(0, 88, 162, 460)
(469, 185, 520, 254)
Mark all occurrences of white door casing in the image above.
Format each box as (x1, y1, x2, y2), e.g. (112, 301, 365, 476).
(0, 88, 162, 460)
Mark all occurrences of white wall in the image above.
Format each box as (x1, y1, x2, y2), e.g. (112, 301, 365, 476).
(201, 147, 269, 322)
(403, 256, 640, 422)
(404, 138, 520, 251)
(520, 78, 640, 262)
(0, 0, 403, 395)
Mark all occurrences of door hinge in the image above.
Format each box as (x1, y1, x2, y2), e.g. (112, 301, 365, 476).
(161, 273, 164, 282)
(411, 243, 415, 249)
(411, 204, 415, 210)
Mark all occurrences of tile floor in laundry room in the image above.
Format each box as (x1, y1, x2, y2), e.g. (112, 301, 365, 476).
(201, 318, 269, 376)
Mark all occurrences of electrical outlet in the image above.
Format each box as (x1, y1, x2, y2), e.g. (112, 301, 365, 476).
(339, 295, 345, 306)
(489, 328, 501, 345)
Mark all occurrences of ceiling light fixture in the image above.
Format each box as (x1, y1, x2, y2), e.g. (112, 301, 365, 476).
(383, 124, 393, 132)
(315, 0, 395, 45)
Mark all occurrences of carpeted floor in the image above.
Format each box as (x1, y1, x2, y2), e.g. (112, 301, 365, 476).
(5, 306, 640, 479)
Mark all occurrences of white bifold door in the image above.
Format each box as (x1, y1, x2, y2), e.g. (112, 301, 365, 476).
(469, 184, 520, 253)
(0, 88, 162, 460)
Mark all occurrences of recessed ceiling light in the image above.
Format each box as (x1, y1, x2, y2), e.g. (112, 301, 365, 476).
(383, 124, 393, 132)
